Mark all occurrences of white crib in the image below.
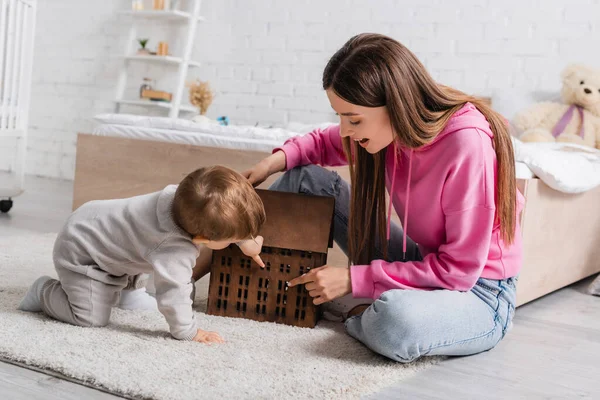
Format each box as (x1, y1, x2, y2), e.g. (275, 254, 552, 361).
(0, 0, 36, 213)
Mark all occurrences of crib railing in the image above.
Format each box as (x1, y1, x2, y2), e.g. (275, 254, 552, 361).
(0, 0, 36, 203)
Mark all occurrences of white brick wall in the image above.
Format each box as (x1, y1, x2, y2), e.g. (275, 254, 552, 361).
(2, 0, 600, 180)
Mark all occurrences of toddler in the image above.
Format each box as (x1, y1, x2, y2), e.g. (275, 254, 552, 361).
(18, 166, 266, 343)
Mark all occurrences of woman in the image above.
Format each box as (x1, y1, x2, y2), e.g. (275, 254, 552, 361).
(243, 33, 524, 363)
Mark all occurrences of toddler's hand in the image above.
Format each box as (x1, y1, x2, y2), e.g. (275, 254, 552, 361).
(192, 329, 224, 344)
(236, 236, 265, 268)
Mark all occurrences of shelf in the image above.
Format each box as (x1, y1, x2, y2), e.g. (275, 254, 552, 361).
(125, 55, 201, 68)
(115, 99, 197, 113)
(118, 10, 205, 22)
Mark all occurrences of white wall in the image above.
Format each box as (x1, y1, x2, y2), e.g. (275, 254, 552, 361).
(2, 0, 599, 180)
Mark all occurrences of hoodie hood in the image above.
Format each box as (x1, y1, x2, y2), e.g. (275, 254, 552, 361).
(412, 102, 493, 152)
(387, 102, 494, 259)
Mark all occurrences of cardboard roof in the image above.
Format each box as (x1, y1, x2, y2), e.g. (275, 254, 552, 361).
(256, 189, 335, 254)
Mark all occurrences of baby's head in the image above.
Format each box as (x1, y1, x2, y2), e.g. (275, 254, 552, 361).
(173, 166, 266, 249)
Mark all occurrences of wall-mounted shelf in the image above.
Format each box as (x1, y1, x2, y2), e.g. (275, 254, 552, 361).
(115, 99, 197, 113)
(117, 10, 205, 22)
(124, 55, 201, 68)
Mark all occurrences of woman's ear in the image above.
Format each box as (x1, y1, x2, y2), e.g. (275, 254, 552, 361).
(192, 236, 209, 245)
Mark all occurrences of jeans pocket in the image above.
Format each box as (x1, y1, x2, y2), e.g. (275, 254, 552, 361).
(475, 279, 501, 296)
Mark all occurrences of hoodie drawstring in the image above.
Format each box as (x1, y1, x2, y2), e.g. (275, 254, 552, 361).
(386, 142, 398, 242)
(386, 144, 413, 261)
(403, 149, 413, 261)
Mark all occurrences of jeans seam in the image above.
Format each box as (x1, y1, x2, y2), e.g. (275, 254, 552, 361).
(334, 208, 348, 226)
(422, 316, 501, 356)
(420, 284, 504, 356)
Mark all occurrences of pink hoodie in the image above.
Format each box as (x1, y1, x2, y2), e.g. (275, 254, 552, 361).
(275, 103, 524, 299)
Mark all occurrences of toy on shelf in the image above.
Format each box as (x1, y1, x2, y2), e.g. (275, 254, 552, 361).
(138, 77, 172, 102)
(141, 89, 172, 102)
(139, 77, 153, 98)
(206, 190, 335, 328)
(131, 0, 143, 11)
(157, 41, 169, 56)
(153, 0, 169, 10)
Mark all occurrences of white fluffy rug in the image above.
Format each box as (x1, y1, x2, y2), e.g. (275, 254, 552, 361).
(0, 233, 437, 400)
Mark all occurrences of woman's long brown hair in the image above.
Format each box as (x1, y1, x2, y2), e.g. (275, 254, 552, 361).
(323, 33, 516, 266)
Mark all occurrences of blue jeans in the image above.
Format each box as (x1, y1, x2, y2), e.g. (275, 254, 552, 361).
(269, 165, 517, 363)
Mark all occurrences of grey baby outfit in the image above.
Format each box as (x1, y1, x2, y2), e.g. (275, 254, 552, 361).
(39, 185, 199, 340)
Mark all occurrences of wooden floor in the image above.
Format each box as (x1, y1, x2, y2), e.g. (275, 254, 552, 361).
(1, 174, 599, 400)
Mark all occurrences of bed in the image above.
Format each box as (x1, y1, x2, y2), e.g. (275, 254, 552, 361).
(73, 114, 600, 307)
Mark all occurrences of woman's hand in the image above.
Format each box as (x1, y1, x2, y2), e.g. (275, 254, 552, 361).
(242, 151, 286, 187)
(288, 266, 352, 305)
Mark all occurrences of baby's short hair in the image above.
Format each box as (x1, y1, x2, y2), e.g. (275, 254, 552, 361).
(173, 166, 266, 241)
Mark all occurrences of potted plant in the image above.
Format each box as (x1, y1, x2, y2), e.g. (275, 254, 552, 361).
(136, 38, 150, 55)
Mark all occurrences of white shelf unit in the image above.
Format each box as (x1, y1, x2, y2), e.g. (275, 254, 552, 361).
(114, 0, 204, 119)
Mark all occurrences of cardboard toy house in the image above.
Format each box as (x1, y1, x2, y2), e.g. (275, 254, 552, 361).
(206, 189, 335, 328)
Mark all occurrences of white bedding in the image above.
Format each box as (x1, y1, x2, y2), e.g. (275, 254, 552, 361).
(92, 114, 536, 180)
(93, 123, 290, 153)
(93, 113, 312, 152)
(512, 138, 600, 193)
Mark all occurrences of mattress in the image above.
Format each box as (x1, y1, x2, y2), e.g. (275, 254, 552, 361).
(92, 123, 287, 153)
(92, 114, 536, 179)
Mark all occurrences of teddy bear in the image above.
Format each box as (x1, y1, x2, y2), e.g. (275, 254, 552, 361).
(513, 64, 600, 150)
